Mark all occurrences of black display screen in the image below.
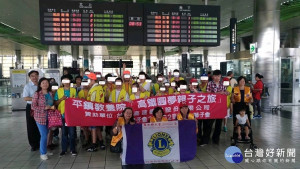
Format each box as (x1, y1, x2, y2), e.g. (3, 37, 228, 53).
(40, 0, 220, 46)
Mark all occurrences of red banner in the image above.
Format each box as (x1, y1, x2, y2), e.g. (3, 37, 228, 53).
(64, 93, 227, 126)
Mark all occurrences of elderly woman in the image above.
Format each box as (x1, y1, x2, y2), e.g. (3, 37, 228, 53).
(149, 107, 168, 122)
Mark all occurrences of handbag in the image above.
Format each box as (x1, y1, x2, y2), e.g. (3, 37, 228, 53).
(48, 109, 62, 128)
(110, 139, 122, 153)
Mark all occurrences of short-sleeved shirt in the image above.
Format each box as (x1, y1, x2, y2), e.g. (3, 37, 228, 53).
(54, 89, 73, 101)
(109, 89, 129, 102)
(253, 80, 263, 100)
(22, 81, 38, 104)
(206, 81, 226, 93)
(236, 114, 248, 125)
(45, 93, 54, 106)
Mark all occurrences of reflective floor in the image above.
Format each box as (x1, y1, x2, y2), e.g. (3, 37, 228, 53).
(0, 103, 300, 169)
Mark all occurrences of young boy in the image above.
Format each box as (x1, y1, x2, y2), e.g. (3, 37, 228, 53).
(235, 109, 251, 140)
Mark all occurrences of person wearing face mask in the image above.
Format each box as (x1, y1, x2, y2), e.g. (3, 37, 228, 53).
(169, 69, 184, 83)
(164, 82, 174, 95)
(121, 70, 134, 96)
(152, 74, 164, 96)
(149, 107, 168, 122)
(129, 83, 149, 101)
(138, 71, 151, 92)
(109, 78, 129, 103)
(86, 73, 106, 152)
(156, 86, 168, 96)
(189, 78, 200, 93)
(54, 76, 77, 157)
(176, 80, 190, 94)
(104, 74, 116, 102)
(199, 74, 209, 92)
(23, 70, 40, 151)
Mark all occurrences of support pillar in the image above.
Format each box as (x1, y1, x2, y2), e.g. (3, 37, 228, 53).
(157, 46, 164, 75)
(139, 55, 143, 72)
(71, 45, 79, 68)
(180, 47, 189, 74)
(203, 49, 208, 69)
(253, 0, 280, 109)
(15, 50, 22, 69)
(37, 55, 42, 68)
(48, 45, 59, 68)
(83, 50, 89, 70)
(146, 50, 151, 75)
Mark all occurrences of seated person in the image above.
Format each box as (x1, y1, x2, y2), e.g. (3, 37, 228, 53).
(235, 109, 251, 140)
(155, 86, 168, 96)
(111, 108, 135, 148)
(129, 83, 150, 101)
(149, 107, 168, 122)
(176, 102, 198, 133)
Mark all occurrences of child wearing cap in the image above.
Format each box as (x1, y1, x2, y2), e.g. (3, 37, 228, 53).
(129, 83, 150, 101)
(122, 70, 134, 95)
(189, 78, 199, 93)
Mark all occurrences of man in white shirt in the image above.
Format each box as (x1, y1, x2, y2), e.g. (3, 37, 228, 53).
(22, 70, 40, 151)
(138, 72, 151, 92)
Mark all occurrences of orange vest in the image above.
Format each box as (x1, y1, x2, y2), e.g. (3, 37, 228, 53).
(149, 116, 168, 122)
(233, 86, 252, 103)
(110, 117, 125, 146)
(177, 113, 195, 120)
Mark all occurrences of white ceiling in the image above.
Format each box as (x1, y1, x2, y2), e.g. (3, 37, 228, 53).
(0, 0, 296, 57)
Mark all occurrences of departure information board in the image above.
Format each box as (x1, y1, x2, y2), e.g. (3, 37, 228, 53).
(144, 4, 220, 46)
(40, 0, 127, 45)
(39, 0, 220, 46)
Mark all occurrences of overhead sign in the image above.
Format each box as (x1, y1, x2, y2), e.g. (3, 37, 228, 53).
(39, 0, 220, 46)
(250, 42, 257, 54)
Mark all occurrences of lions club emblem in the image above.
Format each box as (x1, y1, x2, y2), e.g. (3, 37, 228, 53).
(147, 132, 174, 157)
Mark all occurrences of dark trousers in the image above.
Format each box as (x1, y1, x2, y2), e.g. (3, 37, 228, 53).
(197, 120, 203, 139)
(61, 119, 76, 152)
(253, 99, 261, 115)
(212, 119, 222, 143)
(201, 119, 214, 144)
(26, 104, 40, 149)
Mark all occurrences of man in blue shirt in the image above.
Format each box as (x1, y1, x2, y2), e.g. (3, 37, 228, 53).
(22, 70, 40, 151)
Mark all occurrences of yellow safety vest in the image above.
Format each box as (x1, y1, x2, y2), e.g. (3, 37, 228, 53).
(111, 117, 125, 146)
(87, 85, 104, 103)
(122, 82, 132, 96)
(233, 86, 252, 103)
(200, 83, 207, 92)
(226, 86, 232, 108)
(129, 92, 148, 101)
(177, 113, 195, 120)
(111, 89, 127, 103)
(104, 84, 115, 97)
(149, 116, 168, 123)
(78, 89, 88, 100)
(153, 83, 159, 95)
(57, 88, 76, 115)
(168, 88, 174, 95)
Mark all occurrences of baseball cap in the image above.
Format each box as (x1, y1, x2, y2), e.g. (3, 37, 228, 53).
(123, 70, 131, 75)
(190, 78, 198, 83)
(87, 73, 97, 80)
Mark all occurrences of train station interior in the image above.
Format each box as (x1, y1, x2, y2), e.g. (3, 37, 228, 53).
(0, 0, 300, 168)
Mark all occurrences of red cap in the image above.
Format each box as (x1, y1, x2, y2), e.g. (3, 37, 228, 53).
(179, 101, 188, 108)
(190, 78, 198, 83)
(123, 70, 131, 75)
(223, 77, 230, 81)
(87, 73, 97, 80)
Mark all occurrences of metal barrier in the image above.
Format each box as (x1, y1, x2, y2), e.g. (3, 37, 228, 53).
(0, 78, 11, 97)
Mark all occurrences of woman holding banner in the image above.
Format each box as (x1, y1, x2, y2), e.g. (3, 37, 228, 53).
(110, 107, 135, 153)
(176, 102, 198, 133)
(149, 107, 168, 122)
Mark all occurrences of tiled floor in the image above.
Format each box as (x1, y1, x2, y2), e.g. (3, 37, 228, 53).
(0, 104, 300, 169)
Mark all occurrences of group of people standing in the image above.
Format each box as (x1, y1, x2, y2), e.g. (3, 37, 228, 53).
(22, 67, 264, 160)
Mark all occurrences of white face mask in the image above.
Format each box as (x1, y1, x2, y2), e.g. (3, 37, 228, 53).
(115, 81, 122, 86)
(96, 74, 101, 78)
(192, 82, 198, 86)
(201, 76, 209, 80)
(171, 82, 176, 87)
(174, 72, 179, 77)
(160, 87, 166, 91)
(180, 85, 187, 89)
(99, 81, 106, 85)
(51, 86, 58, 90)
(177, 88, 180, 92)
(164, 83, 170, 87)
(85, 72, 90, 75)
(158, 77, 163, 81)
(223, 81, 230, 86)
(132, 87, 137, 93)
(108, 77, 117, 82)
(62, 79, 70, 84)
(81, 82, 89, 86)
(124, 74, 131, 79)
(139, 75, 145, 80)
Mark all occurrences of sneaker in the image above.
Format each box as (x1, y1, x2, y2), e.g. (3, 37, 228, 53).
(47, 152, 54, 156)
(238, 136, 242, 140)
(40, 154, 48, 160)
(99, 141, 106, 150)
(59, 152, 66, 157)
(86, 145, 97, 152)
(257, 115, 262, 118)
(71, 151, 78, 156)
(199, 143, 207, 147)
(223, 126, 227, 132)
(245, 136, 250, 140)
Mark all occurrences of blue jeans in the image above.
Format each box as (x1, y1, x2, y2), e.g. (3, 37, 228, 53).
(61, 119, 76, 152)
(36, 122, 48, 155)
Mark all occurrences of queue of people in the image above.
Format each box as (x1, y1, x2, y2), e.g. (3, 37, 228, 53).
(23, 68, 264, 160)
